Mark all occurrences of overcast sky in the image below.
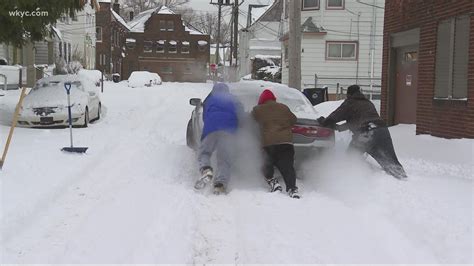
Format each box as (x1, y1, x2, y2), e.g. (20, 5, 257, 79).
(184, 0, 274, 23)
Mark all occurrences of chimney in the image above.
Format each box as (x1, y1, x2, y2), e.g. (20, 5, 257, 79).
(113, 0, 120, 14)
(129, 11, 134, 21)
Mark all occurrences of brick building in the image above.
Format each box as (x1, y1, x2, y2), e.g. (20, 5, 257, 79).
(122, 6, 210, 82)
(381, 0, 473, 138)
(95, 0, 130, 77)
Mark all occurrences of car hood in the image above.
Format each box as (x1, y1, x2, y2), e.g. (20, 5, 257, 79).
(23, 87, 85, 108)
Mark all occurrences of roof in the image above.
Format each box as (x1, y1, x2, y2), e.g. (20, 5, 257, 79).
(111, 9, 131, 30)
(128, 5, 205, 35)
(247, 0, 282, 28)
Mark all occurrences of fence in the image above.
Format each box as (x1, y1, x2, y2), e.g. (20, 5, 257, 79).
(306, 74, 382, 100)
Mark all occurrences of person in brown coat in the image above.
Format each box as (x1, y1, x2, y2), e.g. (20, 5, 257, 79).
(252, 89, 300, 198)
(317, 85, 407, 179)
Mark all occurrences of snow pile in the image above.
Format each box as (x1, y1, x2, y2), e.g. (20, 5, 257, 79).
(127, 71, 162, 87)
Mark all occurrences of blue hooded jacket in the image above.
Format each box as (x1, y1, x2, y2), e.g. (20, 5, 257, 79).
(201, 83, 239, 140)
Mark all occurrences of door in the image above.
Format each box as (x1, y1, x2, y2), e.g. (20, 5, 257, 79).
(395, 46, 418, 124)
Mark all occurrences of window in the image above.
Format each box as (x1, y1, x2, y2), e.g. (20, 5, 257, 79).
(302, 0, 319, 10)
(167, 21, 174, 31)
(96, 27, 102, 42)
(168, 41, 177, 53)
(435, 15, 469, 99)
(198, 40, 208, 52)
(326, 41, 357, 60)
(143, 41, 153, 53)
(156, 40, 165, 53)
(160, 20, 167, 31)
(126, 38, 136, 49)
(184, 65, 192, 75)
(327, 0, 344, 9)
(162, 66, 173, 74)
(181, 41, 190, 54)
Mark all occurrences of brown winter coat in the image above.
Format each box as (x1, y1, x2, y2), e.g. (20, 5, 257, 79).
(252, 100, 297, 147)
(321, 91, 385, 133)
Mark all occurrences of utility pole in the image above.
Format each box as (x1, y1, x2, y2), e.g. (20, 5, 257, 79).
(233, 0, 240, 65)
(288, 0, 301, 90)
(210, 0, 234, 65)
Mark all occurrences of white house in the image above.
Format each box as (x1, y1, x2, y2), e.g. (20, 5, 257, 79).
(280, 0, 384, 96)
(237, 0, 283, 78)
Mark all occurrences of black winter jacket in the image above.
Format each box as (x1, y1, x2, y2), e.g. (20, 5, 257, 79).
(320, 92, 385, 133)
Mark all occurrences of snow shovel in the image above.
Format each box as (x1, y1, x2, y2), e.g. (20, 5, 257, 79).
(61, 82, 88, 153)
(0, 87, 27, 170)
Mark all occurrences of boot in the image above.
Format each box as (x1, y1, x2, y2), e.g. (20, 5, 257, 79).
(266, 177, 282, 192)
(213, 182, 227, 195)
(287, 187, 300, 199)
(194, 167, 213, 190)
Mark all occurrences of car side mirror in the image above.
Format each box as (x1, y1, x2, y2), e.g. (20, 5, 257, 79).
(189, 98, 201, 106)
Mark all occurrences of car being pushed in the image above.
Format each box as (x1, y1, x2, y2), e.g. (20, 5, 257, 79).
(18, 75, 101, 128)
(186, 81, 335, 156)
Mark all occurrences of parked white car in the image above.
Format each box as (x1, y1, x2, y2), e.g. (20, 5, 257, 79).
(18, 75, 101, 128)
(128, 71, 162, 87)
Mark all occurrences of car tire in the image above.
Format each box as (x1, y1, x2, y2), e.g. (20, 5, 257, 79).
(186, 119, 195, 149)
(82, 107, 89, 128)
(96, 103, 101, 121)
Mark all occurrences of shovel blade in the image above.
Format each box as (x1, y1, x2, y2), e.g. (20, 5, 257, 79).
(61, 147, 88, 153)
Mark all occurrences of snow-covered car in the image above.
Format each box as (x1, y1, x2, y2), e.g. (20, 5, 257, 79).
(18, 75, 101, 128)
(128, 71, 162, 87)
(186, 81, 335, 153)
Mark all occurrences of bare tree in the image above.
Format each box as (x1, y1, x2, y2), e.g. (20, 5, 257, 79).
(181, 10, 231, 44)
(121, 0, 189, 17)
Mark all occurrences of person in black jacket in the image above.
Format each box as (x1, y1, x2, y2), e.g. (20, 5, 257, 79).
(317, 85, 407, 179)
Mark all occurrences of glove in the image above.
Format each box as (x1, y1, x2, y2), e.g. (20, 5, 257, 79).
(317, 116, 326, 125)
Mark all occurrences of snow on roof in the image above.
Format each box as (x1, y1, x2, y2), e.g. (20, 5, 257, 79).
(248, 5, 272, 27)
(128, 5, 175, 33)
(111, 9, 131, 30)
(126, 38, 136, 43)
(198, 40, 208, 46)
(255, 54, 281, 59)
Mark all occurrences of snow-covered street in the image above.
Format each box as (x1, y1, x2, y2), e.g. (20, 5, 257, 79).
(1, 81, 472, 264)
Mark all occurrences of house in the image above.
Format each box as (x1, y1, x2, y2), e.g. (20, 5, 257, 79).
(95, 0, 131, 77)
(280, 0, 384, 98)
(35, 0, 99, 71)
(238, 0, 283, 78)
(381, 0, 473, 138)
(122, 6, 210, 82)
(0, 0, 98, 87)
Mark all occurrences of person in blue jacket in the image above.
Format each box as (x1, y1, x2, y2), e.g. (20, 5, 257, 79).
(194, 82, 241, 194)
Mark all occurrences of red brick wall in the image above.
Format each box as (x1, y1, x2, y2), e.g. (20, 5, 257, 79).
(381, 0, 474, 138)
(122, 13, 210, 82)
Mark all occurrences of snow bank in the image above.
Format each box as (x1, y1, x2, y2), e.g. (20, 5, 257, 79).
(128, 71, 162, 88)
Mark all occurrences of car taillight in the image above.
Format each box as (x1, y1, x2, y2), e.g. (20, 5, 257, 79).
(292, 125, 333, 138)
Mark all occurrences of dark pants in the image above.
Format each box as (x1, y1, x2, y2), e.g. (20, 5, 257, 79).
(349, 127, 407, 178)
(262, 144, 297, 191)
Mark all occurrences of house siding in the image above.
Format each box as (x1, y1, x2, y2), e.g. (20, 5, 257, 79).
(382, 0, 474, 138)
(281, 0, 384, 94)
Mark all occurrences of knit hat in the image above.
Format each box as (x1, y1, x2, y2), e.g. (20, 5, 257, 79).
(347, 85, 361, 96)
(258, 89, 277, 105)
